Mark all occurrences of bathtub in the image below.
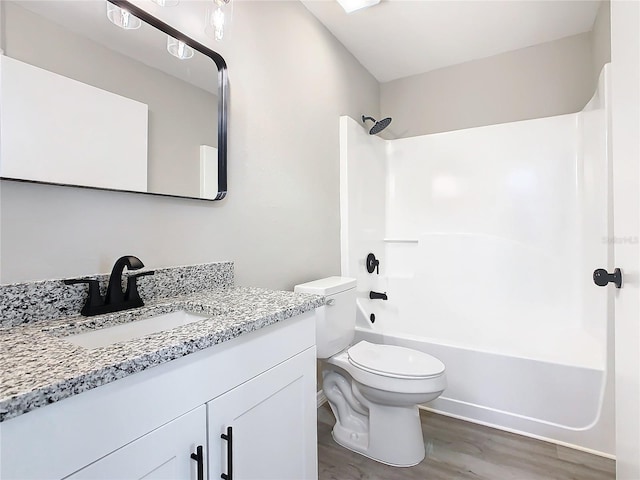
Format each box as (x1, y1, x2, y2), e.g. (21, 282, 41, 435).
(354, 297, 614, 456)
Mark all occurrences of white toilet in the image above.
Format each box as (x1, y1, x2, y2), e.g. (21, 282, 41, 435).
(294, 276, 446, 467)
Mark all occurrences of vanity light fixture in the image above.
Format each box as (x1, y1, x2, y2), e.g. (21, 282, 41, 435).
(167, 36, 194, 59)
(336, 0, 380, 14)
(205, 0, 232, 42)
(106, 2, 141, 29)
(150, 0, 179, 6)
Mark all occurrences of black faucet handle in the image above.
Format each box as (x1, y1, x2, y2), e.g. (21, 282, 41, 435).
(125, 270, 154, 304)
(128, 270, 155, 279)
(64, 278, 104, 315)
(366, 253, 380, 275)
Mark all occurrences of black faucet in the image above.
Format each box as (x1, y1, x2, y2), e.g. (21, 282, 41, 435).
(369, 291, 388, 300)
(64, 255, 154, 316)
(105, 255, 144, 306)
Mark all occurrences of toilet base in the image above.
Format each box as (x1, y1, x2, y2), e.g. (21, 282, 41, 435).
(330, 400, 425, 467)
(331, 425, 425, 467)
(324, 373, 427, 467)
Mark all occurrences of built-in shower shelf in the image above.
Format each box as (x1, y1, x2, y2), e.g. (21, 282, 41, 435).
(383, 238, 419, 243)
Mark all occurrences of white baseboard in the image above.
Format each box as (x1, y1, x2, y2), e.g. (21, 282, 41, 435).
(317, 390, 327, 408)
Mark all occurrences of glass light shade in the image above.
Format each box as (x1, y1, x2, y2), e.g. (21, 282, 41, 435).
(150, 0, 179, 6)
(167, 36, 194, 60)
(106, 3, 141, 30)
(336, 0, 380, 14)
(205, 0, 233, 41)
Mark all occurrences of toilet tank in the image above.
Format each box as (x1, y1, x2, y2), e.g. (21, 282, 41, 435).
(294, 276, 357, 359)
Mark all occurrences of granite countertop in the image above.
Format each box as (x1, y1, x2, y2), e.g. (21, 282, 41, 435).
(0, 286, 324, 422)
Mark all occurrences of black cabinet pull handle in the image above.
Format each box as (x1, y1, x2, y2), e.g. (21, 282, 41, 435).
(593, 268, 623, 288)
(190, 445, 204, 480)
(221, 426, 233, 480)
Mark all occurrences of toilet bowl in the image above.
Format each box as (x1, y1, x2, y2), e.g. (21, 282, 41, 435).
(324, 341, 446, 466)
(294, 277, 447, 467)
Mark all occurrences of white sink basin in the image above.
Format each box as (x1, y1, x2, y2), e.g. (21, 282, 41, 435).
(64, 310, 210, 349)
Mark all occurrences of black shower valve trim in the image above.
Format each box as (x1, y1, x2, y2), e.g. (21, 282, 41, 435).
(366, 253, 380, 274)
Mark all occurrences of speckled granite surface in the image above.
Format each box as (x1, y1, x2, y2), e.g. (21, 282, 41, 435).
(0, 286, 324, 422)
(0, 262, 234, 328)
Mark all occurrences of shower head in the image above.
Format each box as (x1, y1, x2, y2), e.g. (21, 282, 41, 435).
(362, 115, 392, 135)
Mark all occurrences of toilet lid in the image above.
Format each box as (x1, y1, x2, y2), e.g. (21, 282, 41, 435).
(347, 341, 445, 379)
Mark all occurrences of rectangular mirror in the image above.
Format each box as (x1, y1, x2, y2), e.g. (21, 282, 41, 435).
(0, 0, 228, 200)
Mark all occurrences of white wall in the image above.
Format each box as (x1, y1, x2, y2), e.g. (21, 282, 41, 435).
(0, 55, 148, 192)
(0, 1, 380, 287)
(380, 32, 597, 138)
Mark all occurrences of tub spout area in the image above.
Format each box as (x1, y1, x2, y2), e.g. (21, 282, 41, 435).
(369, 291, 388, 300)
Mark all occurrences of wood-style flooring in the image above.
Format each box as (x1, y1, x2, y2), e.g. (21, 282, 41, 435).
(317, 405, 615, 480)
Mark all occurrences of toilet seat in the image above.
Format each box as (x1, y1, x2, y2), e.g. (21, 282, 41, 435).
(326, 342, 446, 396)
(347, 341, 445, 379)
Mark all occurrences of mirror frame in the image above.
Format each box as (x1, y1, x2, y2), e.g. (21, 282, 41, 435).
(108, 0, 229, 200)
(1, 0, 228, 201)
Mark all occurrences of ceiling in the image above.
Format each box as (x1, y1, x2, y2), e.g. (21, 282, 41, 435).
(300, 0, 602, 83)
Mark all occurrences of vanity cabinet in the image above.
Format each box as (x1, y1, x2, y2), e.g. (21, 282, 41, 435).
(0, 312, 317, 480)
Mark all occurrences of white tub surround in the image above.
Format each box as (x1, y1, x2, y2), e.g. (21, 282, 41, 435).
(339, 66, 614, 456)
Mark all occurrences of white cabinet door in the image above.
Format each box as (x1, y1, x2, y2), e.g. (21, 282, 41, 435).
(207, 347, 317, 480)
(67, 406, 207, 480)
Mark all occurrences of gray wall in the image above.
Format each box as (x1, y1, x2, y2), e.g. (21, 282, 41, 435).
(3, 2, 217, 198)
(0, 1, 380, 287)
(591, 0, 611, 81)
(380, 32, 599, 138)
